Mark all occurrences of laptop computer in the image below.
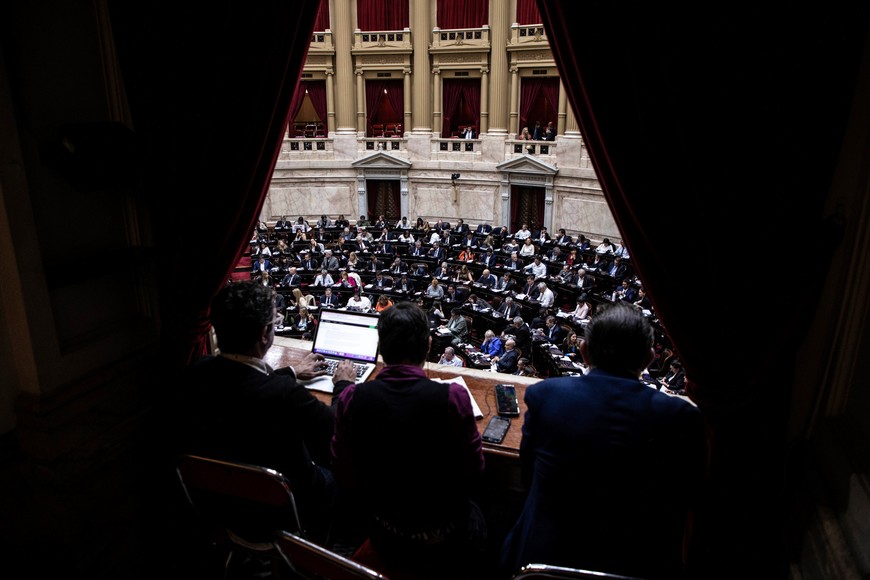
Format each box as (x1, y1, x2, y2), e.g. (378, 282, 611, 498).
(299, 308, 381, 393)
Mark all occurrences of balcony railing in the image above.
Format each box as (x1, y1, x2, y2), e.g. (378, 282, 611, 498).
(353, 28, 412, 51)
(509, 23, 548, 46)
(507, 139, 556, 157)
(431, 26, 490, 50)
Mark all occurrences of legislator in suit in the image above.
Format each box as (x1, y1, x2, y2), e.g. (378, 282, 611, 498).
(500, 304, 705, 579)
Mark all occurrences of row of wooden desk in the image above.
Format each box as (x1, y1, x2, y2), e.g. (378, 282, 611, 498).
(267, 338, 541, 459)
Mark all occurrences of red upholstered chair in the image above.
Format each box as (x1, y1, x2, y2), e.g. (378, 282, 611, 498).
(274, 530, 389, 580)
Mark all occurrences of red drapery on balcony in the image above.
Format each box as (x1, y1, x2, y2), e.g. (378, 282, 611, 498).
(515, 0, 541, 25)
(356, 0, 409, 31)
(313, 0, 330, 30)
(441, 78, 481, 137)
(436, 0, 488, 29)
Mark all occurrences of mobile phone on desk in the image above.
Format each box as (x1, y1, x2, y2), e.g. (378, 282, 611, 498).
(495, 384, 520, 417)
(481, 415, 511, 444)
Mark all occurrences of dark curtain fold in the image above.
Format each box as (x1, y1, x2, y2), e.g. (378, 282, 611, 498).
(356, 0, 409, 31)
(313, 0, 330, 31)
(436, 0, 488, 29)
(515, 0, 541, 25)
(537, 0, 868, 576)
(441, 79, 464, 137)
(286, 83, 308, 136)
(307, 81, 328, 129)
(385, 82, 403, 125)
(110, 0, 320, 372)
(365, 79, 387, 131)
(518, 78, 541, 133)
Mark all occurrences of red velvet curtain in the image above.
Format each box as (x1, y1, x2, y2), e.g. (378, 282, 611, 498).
(365, 80, 385, 133)
(440, 79, 464, 137)
(307, 81, 328, 128)
(537, 1, 868, 576)
(384, 82, 403, 127)
(515, 0, 541, 25)
(518, 78, 541, 133)
(287, 81, 327, 134)
(109, 0, 321, 372)
(441, 79, 481, 137)
(313, 0, 330, 30)
(436, 0, 488, 29)
(356, 0, 409, 31)
(366, 80, 402, 131)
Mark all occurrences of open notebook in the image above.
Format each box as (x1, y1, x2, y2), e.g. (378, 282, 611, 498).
(299, 309, 381, 393)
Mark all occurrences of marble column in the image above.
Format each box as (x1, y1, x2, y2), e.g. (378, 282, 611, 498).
(509, 65, 519, 135)
(411, 0, 431, 132)
(356, 70, 365, 133)
(403, 67, 412, 134)
(432, 68, 442, 135)
(487, 0, 511, 134)
(480, 67, 490, 134)
(325, 71, 335, 135)
(333, 0, 355, 133)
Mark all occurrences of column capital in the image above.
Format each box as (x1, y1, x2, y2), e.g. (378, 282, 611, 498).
(480, 67, 490, 75)
(432, 68, 440, 76)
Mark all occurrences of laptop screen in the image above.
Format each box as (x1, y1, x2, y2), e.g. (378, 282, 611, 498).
(312, 309, 380, 364)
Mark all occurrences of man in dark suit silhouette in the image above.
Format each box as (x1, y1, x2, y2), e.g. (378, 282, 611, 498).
(319, 287, 339, 308)
(177, 281, 355, 542)
(500, 303, 705, 579)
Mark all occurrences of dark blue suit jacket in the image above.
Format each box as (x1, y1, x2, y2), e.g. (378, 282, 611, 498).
(500, 369, 705, 578)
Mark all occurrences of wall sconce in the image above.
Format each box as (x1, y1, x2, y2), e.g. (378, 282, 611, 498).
(451, 173, 460, 203)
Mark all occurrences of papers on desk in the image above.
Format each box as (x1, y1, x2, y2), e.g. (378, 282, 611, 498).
(435, 328, 453, 337)
(299, 375, 336, 394)
(431, 376, 483, 419)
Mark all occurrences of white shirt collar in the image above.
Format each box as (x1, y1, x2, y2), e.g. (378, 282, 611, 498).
(219, 352, 274, 375)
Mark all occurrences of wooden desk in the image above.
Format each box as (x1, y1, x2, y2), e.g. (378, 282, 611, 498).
(267, 337, 540, 458)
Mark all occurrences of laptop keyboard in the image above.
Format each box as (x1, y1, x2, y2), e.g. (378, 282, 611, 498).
(323, 358, 370, 379)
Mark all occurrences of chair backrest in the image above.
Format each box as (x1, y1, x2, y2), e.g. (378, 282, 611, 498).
(511, 562, 649, 580)
(175, 454, 303, 542)
(274, 530, 389, 580)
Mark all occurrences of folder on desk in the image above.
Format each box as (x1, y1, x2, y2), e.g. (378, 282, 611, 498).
(430, 376, 483, 419)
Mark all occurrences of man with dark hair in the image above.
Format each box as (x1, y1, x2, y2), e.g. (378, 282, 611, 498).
(176, 280, 355, 541)
(331, 302, 486, 576)
(500, 303, 705, 579)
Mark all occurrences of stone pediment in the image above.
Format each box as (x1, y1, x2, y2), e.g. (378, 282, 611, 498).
(351, 151, 412, 170)
(496, 154, 558, 176)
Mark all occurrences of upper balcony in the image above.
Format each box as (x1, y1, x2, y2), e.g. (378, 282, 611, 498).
(507, 23, 549, 51)
(351, 28, 413, 56)
(430, 26, 491, 53)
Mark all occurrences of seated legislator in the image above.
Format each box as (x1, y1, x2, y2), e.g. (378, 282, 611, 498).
(500, 303, 706, 579)
(425, 277, 445, 299)
(475, 268, 498, 288)
(440, 307, 470, 346)
(491, 337, 519, 374)
(438, 346, 464, 367)
(395, 274, 416, 294)
(374, 294, 394, 313)
(319, 287, 340, 308)
(502, 252, 523, 271)
(496, 295, 521, 319)
(175, 281, 355, 540)
(346, 291, 372, 311)
(331, 302, 486, 576)
(480, 330, 503, 357)
(480, 247, 499, 269)
(494, 271, 516, 293)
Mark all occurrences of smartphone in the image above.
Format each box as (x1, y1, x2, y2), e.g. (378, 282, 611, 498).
(481, 415, 511, 444)
(495, 384, 520, 417)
